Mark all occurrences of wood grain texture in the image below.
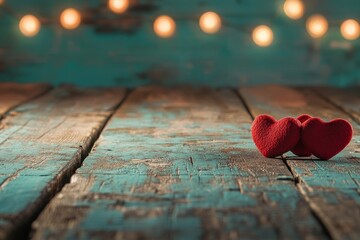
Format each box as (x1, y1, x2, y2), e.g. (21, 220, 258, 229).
(239, 85, 360, 240)
(32, 87, 326, 240)
(0, 82, 51, 117)
(314, 87, 360, 125)
(0, 86, 126, 239)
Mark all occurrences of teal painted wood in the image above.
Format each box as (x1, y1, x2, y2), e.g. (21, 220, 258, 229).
(0, 0, 360, 87)
(0, 82, 51, 117)
(0, 86, 126, 239)
(239, 85, 360, 239)
(33, 87, 326, 239)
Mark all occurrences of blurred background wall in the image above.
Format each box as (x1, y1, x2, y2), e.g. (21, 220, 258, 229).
(0, 0, 359, 87)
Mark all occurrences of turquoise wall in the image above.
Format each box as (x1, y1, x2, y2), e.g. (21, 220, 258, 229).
(0, 0, 359, 87)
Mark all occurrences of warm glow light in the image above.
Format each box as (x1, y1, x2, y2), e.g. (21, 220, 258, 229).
(252, 25, 273, 47)
(0, 0, 4, 6)
(340, 19, 360, 40)
(19, 15, 41, 37)
(306, 14, 328, 38)
(283, 0, 304, 20)
(199, 12, 221, 34)
(60, 8, 81, 30)
(108, 0, 129, 14)
(153, 15, 176, 38)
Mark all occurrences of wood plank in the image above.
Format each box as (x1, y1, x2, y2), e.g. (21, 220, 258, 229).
(33, 87, 326, 239)
(239, 85, 360, 240)
(314, 87, 360, 125)
(0, 82, 51, 117)
(0, 86, 126, 240)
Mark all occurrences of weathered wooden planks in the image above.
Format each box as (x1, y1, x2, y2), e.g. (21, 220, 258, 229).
(0, 82, 51, 117)
(33, 87, 326, 239)
(314, 87, 360, 125)
(0, 86, 126, 239)
(239, 85, 360, 240)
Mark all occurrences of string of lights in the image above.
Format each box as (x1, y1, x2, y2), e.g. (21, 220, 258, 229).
(0, 0, 359, 46)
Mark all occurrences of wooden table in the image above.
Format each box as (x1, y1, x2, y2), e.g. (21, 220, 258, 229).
(0, 83, 359, 240)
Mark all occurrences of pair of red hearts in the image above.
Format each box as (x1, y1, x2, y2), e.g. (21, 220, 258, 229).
(251, 114, 353, 160)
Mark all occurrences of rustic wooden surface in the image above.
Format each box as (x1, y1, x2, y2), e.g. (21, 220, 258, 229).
(0, 82, 51, 117)
(0, 84, 359, 239)
(32, 87, 327, 240)
(315, 87, 360, 125)
(0, 86, 126, 239)
(239, 85, 360, 240)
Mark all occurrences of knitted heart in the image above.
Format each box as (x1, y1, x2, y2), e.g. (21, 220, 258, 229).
(291, 114, 313, 157)
(252, 115, 301, 158)
(302, 118, 353, 160)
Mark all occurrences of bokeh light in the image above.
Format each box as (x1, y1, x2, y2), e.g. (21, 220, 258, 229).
(340, 19, 360, 40)
(252, 25, 274, 47)
(199, 12, 221, 34)
(60, 8, 81, 30)
(283, 0, 304, 20)
(153, 15, 176, 38)
(19, 15, 41, 37)
(108, 0, 129, 14)
(306, 14, 328, 38)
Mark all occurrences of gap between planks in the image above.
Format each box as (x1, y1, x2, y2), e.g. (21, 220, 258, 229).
(0, 83, 52, 123)
(311, 87, 360, 125)
(28, 90, 130, 240)
(0, 87, 130, 240)
(236, 87, 333, 239)
(234, 88, 328, 238)
(237, 85, 360, 240)
(32, 87, 326, 240)
(234, 88, 301, 184)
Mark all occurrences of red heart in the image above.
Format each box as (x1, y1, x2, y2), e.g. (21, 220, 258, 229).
(302, 118, 353, 160)
(291, 114, 313, 157)
(252, 115, 301, 158)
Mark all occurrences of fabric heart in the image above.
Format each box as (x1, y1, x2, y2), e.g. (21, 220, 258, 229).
(302, 118, 353, 160)
(291, 114, 313, 157)
(252, 114, 301, 158)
